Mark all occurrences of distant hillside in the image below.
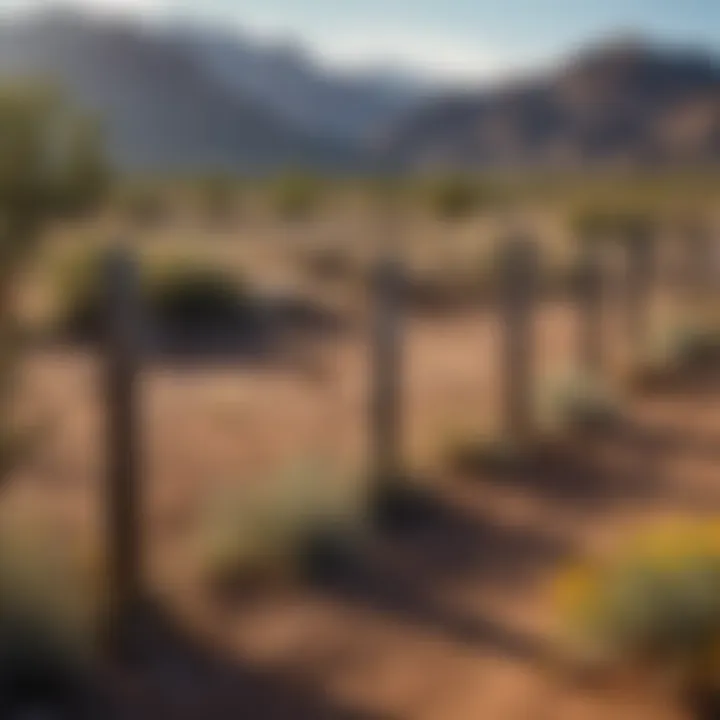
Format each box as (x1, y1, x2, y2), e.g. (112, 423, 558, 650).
(0, 9, 365, 172)
(4, 11, 720, 174)
(164, 22, 431, 144)
(383, 39, 720, 170)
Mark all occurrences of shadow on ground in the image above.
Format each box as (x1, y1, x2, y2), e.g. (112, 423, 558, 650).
(10, 603, 388, 720)
(303, 492, 562, 663)
(450, 424, 667, 514)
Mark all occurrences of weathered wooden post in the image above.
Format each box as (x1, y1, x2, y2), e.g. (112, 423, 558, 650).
(575, 239, 605, 377)
(497, 231, 539, 440)
(682, 220, 716, 317)
(622, 218, 656, 357)
(103, 245, 143, 659)
(370, 250, 404, 499)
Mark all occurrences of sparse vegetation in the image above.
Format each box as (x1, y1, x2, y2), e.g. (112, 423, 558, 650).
(197, 459, 366, 589)
(552, 518, 720, 702)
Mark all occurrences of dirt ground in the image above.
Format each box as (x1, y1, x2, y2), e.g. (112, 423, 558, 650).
(9, 281, 720, 719)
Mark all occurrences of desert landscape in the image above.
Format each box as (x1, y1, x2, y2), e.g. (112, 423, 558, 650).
(5, 4, 720, 719)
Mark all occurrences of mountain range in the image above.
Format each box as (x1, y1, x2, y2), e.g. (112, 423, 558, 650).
(2, 10, 720, 173)
(0, 8, 428, 172)
(385, 38, 720, 170)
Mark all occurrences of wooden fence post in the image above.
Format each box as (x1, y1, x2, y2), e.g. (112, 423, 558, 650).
(683, 222, 716, 317)
(370, 252, 404, 498)
(497, 231, 538, 440)
(623, 227, 655, 357)
(103, 245, 143, 658)
(575, 240, 604, 377)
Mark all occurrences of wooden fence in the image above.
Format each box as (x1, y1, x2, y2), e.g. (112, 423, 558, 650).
(100, 223, 713, 659)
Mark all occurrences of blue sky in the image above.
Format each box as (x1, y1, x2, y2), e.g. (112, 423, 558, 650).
(5, 0, 720, 82)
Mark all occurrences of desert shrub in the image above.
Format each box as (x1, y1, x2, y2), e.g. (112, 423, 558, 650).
(424, 175, 485, 220)
(53, 247, 250, 340)
(269, 172, 322, 220)
(538, 373, 623, 436)
(552, 518, 720, 693)
(197, 459, 366, 589)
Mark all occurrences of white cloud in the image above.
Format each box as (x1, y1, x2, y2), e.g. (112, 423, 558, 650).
(313, 28, 524, 83)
